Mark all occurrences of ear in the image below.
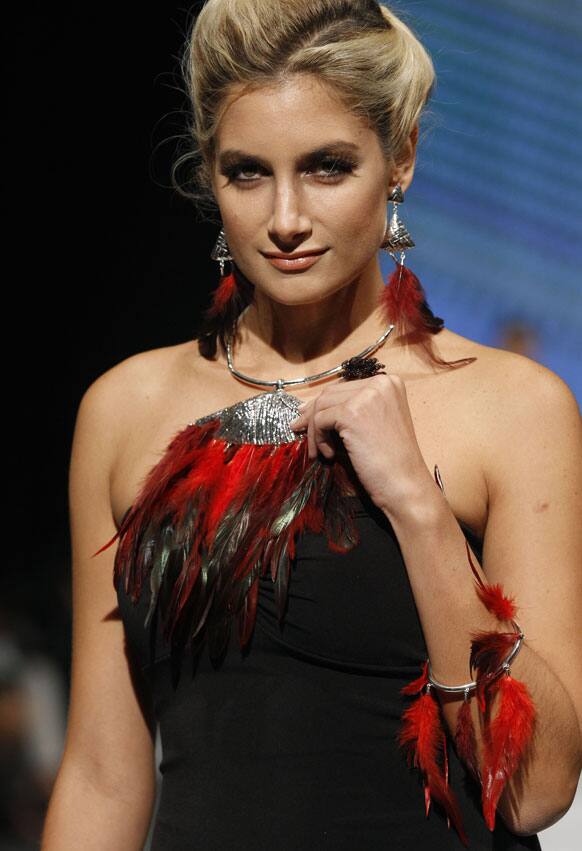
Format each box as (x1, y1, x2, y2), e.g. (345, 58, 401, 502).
(388, 125, 419, 195)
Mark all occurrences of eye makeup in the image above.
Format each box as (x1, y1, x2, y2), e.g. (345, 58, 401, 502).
(217, 142, 361, 185)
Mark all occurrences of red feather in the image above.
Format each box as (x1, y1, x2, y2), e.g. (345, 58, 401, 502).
(481, 675, 536, 830)
(464, 540, 517, 622)
(93, 416, 359, 660)
(454, 698, 480, 781)
(379, 264, 424, 331)
(208, 272, 237, 316)
(442, 730, 451, 829)
(476, 583, 517, 623)
(398, 690, 469, 846)
(470, 630, 517, 713)
(237, 573, 259, 648)
(400, 660, 429, 695)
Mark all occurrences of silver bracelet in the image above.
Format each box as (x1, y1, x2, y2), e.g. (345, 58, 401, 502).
(426, 619, 525, 697)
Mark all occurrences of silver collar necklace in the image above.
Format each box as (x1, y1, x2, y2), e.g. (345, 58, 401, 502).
(225, 308, 395, 390)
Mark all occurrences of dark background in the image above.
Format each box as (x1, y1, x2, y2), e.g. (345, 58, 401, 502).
(8, 2, 214, 670)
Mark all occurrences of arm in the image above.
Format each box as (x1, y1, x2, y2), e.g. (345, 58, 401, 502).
(42, 375, 157, 850)
(385, 363, 582, 836)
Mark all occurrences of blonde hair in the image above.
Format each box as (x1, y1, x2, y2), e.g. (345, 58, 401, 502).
(173, 0, 435, 212)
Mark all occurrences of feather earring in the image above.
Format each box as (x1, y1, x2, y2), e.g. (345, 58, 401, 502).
(209, 227, 237, 317)
(208, 271, 237, 317)
(379, 185, 425, 333)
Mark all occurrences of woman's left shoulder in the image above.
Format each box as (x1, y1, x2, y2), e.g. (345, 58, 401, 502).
(437, 330, 581, 453)
(438, 329, 579, 416)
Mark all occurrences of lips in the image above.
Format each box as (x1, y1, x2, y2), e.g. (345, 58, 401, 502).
(262, 249, 328, 271)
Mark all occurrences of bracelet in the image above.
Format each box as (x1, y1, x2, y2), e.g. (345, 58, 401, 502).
(426, 619, 525, 696)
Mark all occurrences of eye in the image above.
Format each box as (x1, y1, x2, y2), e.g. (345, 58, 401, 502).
(309, 156, 357, 181)
(221, 161, 264, 184)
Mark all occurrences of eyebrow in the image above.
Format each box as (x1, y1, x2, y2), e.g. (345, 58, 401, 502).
(217, 140, 361, 170)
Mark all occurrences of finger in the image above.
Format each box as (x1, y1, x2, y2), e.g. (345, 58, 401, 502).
(309, 405, 348, 461)
(307, 404, 317, 459)
(289, 400, 311, 431)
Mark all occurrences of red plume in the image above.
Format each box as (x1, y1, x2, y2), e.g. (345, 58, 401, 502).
(464, 540, 517, 622)
(380, 264, 424, 330)
(208, 271, 237, 317)
(398, 688, 469, 846)
(454, 698, 479, 781)
(470, 629, 517, 713)
(481, 675, 536, 830)
(401, 659, 429, 695)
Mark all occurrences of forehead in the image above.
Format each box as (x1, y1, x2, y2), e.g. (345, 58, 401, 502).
(214, 74, 377, 158)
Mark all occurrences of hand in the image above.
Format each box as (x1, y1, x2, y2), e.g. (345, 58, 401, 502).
(289, 374, 436, 516)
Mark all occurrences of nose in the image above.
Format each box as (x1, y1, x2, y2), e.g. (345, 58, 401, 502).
(267, 179, 312, 248)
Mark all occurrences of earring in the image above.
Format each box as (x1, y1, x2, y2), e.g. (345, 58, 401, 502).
(208, 227, 237, 318)
(379, 185, 424, 331)
(380, 185, 415, 263)
(210, 227, 233, 277)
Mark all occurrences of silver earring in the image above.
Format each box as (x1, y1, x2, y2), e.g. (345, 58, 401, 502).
(381, 185, 415, 265)
(210, 227, 233, 276)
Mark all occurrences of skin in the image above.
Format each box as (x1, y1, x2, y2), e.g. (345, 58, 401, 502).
(42, 73, 582, 848)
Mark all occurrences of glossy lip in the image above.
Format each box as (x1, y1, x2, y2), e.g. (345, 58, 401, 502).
(262, 248, 328, 272)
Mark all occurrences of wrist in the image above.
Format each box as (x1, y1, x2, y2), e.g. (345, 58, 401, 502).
(380, 478, 448, 533)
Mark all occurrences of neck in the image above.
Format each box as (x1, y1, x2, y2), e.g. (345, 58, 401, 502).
(232, 260, 394, 379)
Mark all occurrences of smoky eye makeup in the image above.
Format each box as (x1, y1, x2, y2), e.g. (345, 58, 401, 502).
(305, 152, 359, 177)
(220, 157, 265, 182)
(218, 145, 361, 185)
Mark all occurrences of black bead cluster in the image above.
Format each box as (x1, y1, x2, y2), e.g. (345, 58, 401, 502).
(339, 355, 386, 381)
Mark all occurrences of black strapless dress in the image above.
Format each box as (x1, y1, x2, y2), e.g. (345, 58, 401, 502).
(116, 486, 542, 851)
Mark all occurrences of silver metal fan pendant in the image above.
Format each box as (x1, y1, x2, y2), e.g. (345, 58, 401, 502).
(192, 390, 304, 445)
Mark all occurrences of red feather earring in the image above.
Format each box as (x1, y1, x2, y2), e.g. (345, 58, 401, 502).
(379, 185, 426, 333)
(208, 226, 237, 317)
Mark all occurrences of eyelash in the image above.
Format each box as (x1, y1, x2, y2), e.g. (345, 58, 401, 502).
(221, 156, 357, 185)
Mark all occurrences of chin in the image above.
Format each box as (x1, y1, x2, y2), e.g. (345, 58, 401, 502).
(243, 268, 357, 306)
(261, 284, 349, 308)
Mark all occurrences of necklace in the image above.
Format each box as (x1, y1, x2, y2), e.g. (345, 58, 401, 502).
(206, 311, 395, 445)
(225, 308, 395, 390)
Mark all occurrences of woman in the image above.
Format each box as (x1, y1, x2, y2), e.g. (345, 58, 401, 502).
(42, 1, 581, 848)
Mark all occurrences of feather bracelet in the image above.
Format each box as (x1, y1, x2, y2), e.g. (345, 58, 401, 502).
(397, 466, 536, 847)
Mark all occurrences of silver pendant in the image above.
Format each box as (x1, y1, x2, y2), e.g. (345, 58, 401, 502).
(385, 210, 415, 252)
(193, 390, 304, 446)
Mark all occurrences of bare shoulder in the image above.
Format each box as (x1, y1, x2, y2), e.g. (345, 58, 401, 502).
(77, 340, 213, 436)
(80, 340, 200, 410)
(435, 328, 581, 461)
(435, 327, 578, 407)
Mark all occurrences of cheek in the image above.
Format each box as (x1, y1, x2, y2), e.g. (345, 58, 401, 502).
(323, 184, 387, 249)
(217, 190, 264, 240)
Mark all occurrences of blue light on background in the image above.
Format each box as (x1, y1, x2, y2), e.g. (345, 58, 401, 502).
(380, 0, 582, 399)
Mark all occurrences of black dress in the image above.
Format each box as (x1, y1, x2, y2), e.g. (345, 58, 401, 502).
(117, 489, 542, 850)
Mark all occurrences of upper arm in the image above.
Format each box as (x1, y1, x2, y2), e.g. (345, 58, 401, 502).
(63, 371, 156, 798)
(482, 359, 582, 753)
